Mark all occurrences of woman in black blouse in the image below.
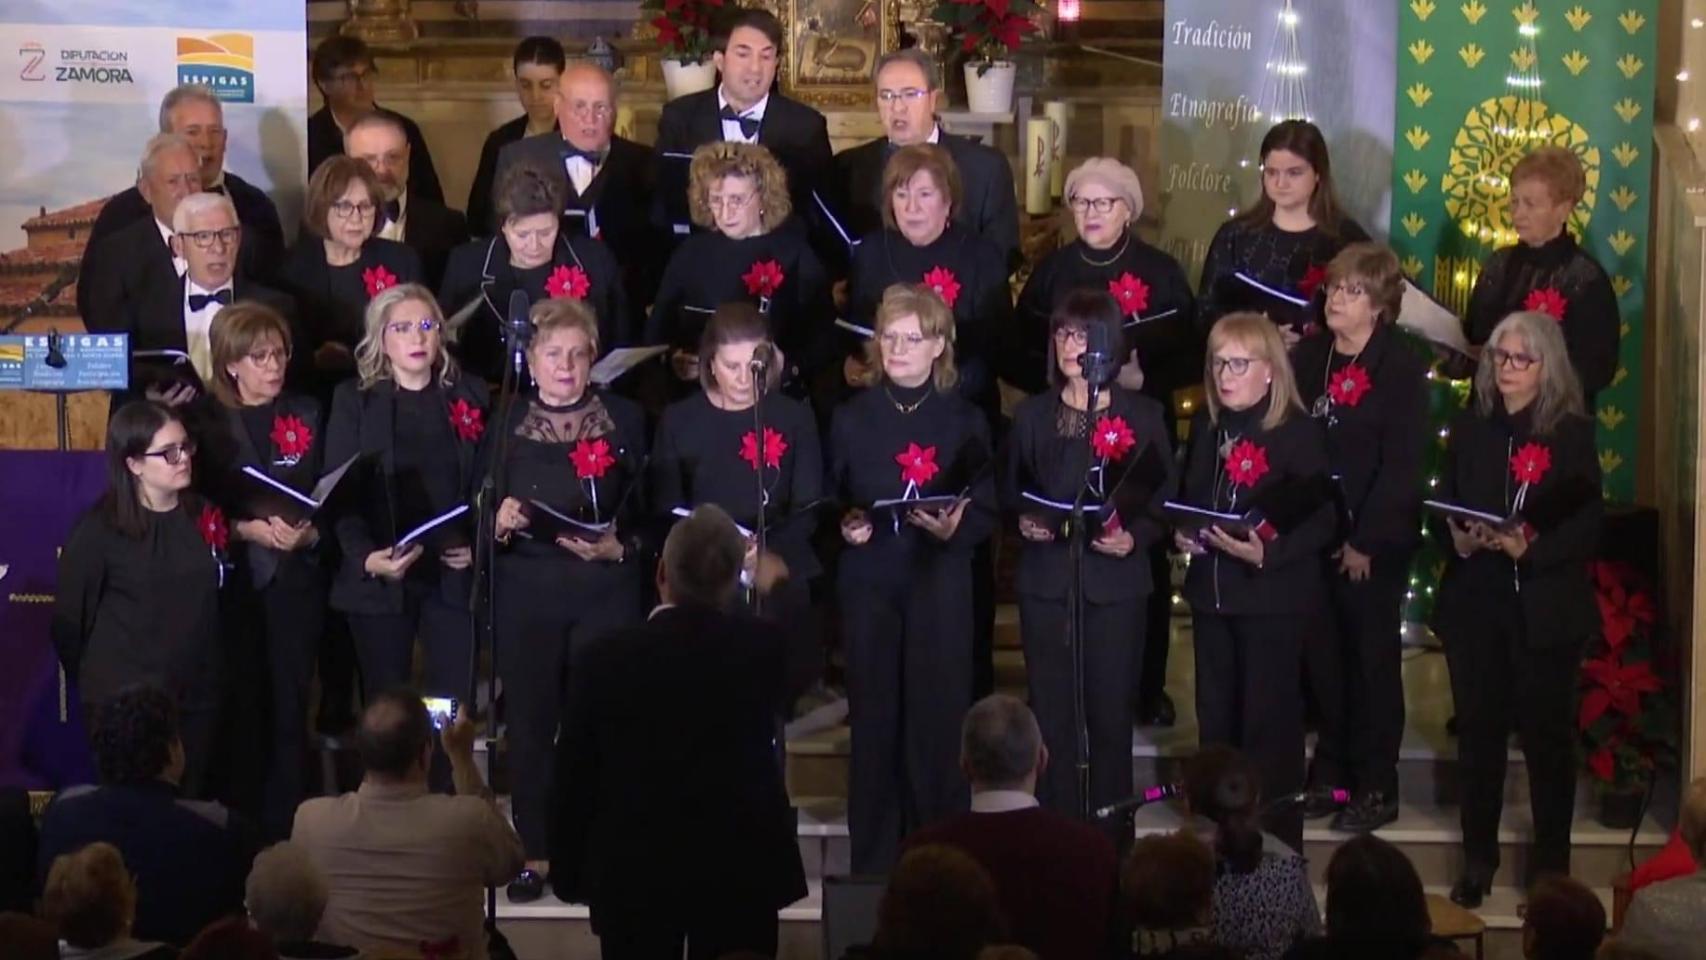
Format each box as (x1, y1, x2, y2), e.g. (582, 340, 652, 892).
(831, 284, 997, 873)
(1005, 289, 1174, 824)
(465, 36, 565, 234)
(1289, 244, 1429, 834)
(489, 296, 647, 901)
(1433, 310, 1601, 907)
(324, 284, 489, 708)
(1198, 121, 1368, 343)
(1175, 312, 1334, 851)
(53, 401, 226, 797)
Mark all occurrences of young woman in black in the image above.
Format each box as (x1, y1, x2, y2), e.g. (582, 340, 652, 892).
(489, 297, 648, 901)
(324, 284, 489, 706)
(465, 36, 565, 234)
(1433, 310, 1601, 907)
(831, 284, 997, 873)
(52, 402, 226, 797)
(1005, 289, 1175, 824)
(1175, 312, 1334, 851)
(1289, 244, 1429, 833)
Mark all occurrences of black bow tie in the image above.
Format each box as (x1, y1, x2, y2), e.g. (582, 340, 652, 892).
(719, 106, 761, 140)
(382, 199, 402, 224)
(188, 288, 232, 311)
(563, 144, 607, 166)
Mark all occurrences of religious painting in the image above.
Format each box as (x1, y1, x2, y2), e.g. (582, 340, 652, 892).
(775, 0, 896, 106)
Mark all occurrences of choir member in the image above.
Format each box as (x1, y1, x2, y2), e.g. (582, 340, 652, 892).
(489, 297, 648, 903)
(79, 135, 202, 338)
(324, 285, 488, 707)
(1464, 146, 1620, 405)
(1434, 310, 1601, 907)
(1004, 289, 1174, 825)
(647, 142, 832, 395)
(307, 35, 443, 202)
(468, 36, 567, 234)
(345, 111, 469, 292)
(832, 284, 997, 872)
(1290, 244, 1429, 833)
(439, 160, 627, 384)
(1176, 312, 1334, 851)
(52, 401, 225, 797)
(1198, 120, 1369, 343)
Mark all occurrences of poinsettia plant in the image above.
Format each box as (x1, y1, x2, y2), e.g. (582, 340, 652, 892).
(643, 0, 723, 64)
(931, 0, 1043, 73)
(1579, 560, 1675, 795)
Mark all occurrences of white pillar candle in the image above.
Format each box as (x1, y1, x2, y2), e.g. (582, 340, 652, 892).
(1044, 100, 1070, 197)
(1025, 116, 1054, 215)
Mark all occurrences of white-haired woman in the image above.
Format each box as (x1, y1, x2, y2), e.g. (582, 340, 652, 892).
(324, 283, 489, 704)
(1432, 310, 1601, 908)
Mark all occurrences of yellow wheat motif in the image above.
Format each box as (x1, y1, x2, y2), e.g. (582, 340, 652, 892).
(1616, 54, 1644, 79)
(1561, 51, 1590, 76)
(1410, 39, 1436, 64)
(1461, 0, 1487, 23)
(1618, 10, 1645, 34)
(1460, 43, 1486, 67)
(1401, 212, 1427, 237)
(1513, 1, 1539, 26)
(1598, 406, 1626, 430)
(1401, 256, 1426, 278)
(1599, 450, 1624, 474)
(1611, 276, 1634, 297)
(1608, 230, 1636, 256)
(1407, 126, 1433, 150)
(1608, 186, 1637, 211)
(1564, 6, 1591, 30)
(1510, 47, 1537, 72)
(1612, 141, 1640, 165)
(1613, 99, 1642, 123)
(1412, 0, 1437, 19)
(1405, 170, 1430, 193)
(1408, 83, 1434, 108)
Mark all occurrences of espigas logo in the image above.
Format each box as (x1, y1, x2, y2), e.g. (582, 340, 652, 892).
(177, 33, 254, 103)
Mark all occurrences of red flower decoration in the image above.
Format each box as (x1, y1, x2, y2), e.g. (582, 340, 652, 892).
(362, 265, 399, 298)
(545, 264, 591, 300)
(1108, 273, 1150, 315)
(1524, 286, 1569, 321)
(447, 398, 484, 443)
(895, 442, 940, 487)
(1509, 441, 1552, 486)
(1091, 415, 1136, 461)
(270, 415, 313, 460)
(1580, 652, 1662, 729)
(1587, 745, 1616, 783)
(198, 504, 228, 552)
(739, 427, 788, 471)
(1297, 264, 1328, 299)
(921, 266, 962, 309)
(743, 259, 785, 299)
(1592, 560, 1658, 651)
(1224, 439, 1270, 489)
(1326, 363, 1372, 408)
(570, 437, 616, 480)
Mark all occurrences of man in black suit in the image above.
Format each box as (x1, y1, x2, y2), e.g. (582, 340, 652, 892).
(78, 134, 202, 330)
(84, 84, 285, 284)
(550, 505, 806, 960)
(345, 111, 468, 291)
(306, 36, 443, 203)
(834, 48, 1020, 272)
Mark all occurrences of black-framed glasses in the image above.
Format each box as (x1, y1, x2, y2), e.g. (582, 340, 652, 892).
(143, 441, 197, 465)
(1068, 196, 1123, 214)
(1489, 347, 1538, 371)
(876, 87, 930, 104)
(1326, 281, 1366, 300)
(1212, 356, 1255, 377)
(180, 227, 240, 250)
(330, 200, 376, 220)
(245, 347, 290, 367)
(385, 319, 440, 337)
(1053, 327, 1088, 347)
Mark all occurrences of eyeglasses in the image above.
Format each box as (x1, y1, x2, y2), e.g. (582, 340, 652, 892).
(328, 66, 377, 87)
(1068, 196, 1123, 214)
(566, 101, 613, 120)
(707, 193, 754, 213)
(1053, 327, 1089, 347)
(1212, 356, 1256, 377)
(1326, 281, 1366, 300)
(143, 441, 197, 465)
(877, 88, 930, 104)
(386, 319, 440, 337)
(244, 347, 290, 367)
(180, 227, 240, 250)
(330, 200, 377, 220)
(880, 332, 932, 353)
(1488, 347, 1538, 371)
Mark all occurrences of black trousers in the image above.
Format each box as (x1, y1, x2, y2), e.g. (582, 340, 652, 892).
(971, 541, 996, 699)
(1192, 611, 1307, 851)
(1443, 599, 1584, 880)
(1019, 593, 1141, 821)
(843, 563, 974, 874)
(1304, 561, 1407, 797)
(1135, 539, 1173, 708)
(259, 560, 329, 839)
(346, 581, 473, 701)
(595, 901, 778, 960)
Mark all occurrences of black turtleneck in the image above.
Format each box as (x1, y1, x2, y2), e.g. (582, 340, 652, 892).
(1464, 231, 1620, 401)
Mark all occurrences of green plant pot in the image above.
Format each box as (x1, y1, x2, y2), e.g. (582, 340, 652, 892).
(1597, 788, 1644, 830)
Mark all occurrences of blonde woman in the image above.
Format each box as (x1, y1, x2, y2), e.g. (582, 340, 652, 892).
(324, 283, 489, 704)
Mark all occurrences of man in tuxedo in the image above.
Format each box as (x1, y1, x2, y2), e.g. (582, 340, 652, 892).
(307, 35, 443, 202)
(85, 85, 285, 284)
(79, 134, 202, 331)
(550, 505, 806, 960)
(345, 112, 468, 291)
(834, 48, 1020, 271)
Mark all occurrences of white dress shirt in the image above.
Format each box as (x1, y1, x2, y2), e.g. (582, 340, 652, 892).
(156, 218, 187, 277)
(717, 89, 769, 145)
(377, 190, 408, 242)
(182, 277, 233, 383)
(969, 789, 1041, 814)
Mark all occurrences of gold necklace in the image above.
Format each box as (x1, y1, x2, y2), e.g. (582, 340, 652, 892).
(1077, 231, 1131, 268)
(883, 383, 931, 414)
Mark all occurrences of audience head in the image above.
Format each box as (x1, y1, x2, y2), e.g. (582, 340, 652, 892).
(1510, 146, 1586, 247)
(41, 842, 138, 949)
(209, 301, 293, 408)
(1680, 777, 1706, 863)
(1239, 119, 1343, 231)
(699, 300, 780, 403)
(1522, 874, 1605, 960)
(304, 154, 382, 248)
(1204, 312, 1302, 429)
(557, 62, 617, 154)
(1064, 158, 1144, 251)
(105, 403, 194, 533)
(312, 35, 378, 115)
(1046, 288, 1124, 389)
(688, 142, 789, 238)
(246, 842, 330, 945)
(493, 161, 565, 270)
(344, 111, 412, 201)
(528, 297, 601, 406)
(1473, 310, 1584, 432)
(658, 504, 747, 609)
(873, 49, 942, 146)
(91, 685, 185, 786)
(864, 282, 958, 391)
(1122, 831, 1224, 958)
(158, 84, 227, 185)
(137, 132, 202, 227)
(355, 687, 434, 784)
(1321, 834, 1431, 951)
(1182, 744, 1265, 874)
(883, 143, 961, 247)
(711, 7, 783, 110)
(357, 283, 456, 389)
(1323, 242, 1405, 337)
(182, 916, 280, 960)
(872, 844, 1006, 960)
(0, 912, 56, 960)
(171, 191, 242, 290)
(958, 694, 1045, 794)
(512, 36, 568, 130)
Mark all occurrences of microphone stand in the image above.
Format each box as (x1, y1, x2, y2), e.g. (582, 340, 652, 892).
(749, 356, 769, 616)
(1065, 367, 1111, 822)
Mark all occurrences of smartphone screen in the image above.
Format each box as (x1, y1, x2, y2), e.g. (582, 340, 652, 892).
(422, 696, 459, 731)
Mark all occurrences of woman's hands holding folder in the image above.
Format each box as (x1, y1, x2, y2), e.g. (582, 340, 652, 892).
(1335, 544, 1372, 582)
(841, 510, 874, 546)
(495, 497, 530, 542)
(908, 500, 967, 542)
(1173, 530, 1207, 556)
(239, 517, 317, 551)
(366, 544, 423, 580)
(1018, 514, 1054, 542)
(1205, 525, 1265, 567)
(1447, 518, 1528, 558)
(1091, 526, 1136, 557)
(559, 530, 624, 562)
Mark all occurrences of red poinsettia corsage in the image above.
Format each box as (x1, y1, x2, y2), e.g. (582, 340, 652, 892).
(1091, 415, 1136, 461)
(1297, 263, 1328, 299)
(1108, 273, 1150, 315)
(545, 264, 591, 300)
(270, 414, 313, 461)
(895, 442, 940, 487)
(362, 265, 399, 298)
(743, 259, 785, 299)
(921, 266, 962, 309)
(1524, 286, 1569, 321)
(1224, 439, 1270, 489)
(198, 503, 229, 552)
(447, 398, 484, 443)
(739, 427, 789, 471)
(1326, 363, 1372, 408)
(1509, 441, 1552, 486)
(570, 437, 616, 480)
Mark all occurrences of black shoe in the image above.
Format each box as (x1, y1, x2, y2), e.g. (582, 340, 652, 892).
(507, 869, 545, 903)
(1300, 785, 1343, 820)
(1138, 692, 1177, 728)
(1332, 790, 1399, 833)
(1449, 872, 1491, 909)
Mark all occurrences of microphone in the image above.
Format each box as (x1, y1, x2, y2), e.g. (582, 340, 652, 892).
(749, 341, 775, 374)
(1093, 782, 1182, 820)
(44, 328, 67, 369)
(1080, 321, 1119, 388)
(501, 290, 534, 350)
(1261, 787, 1350, 815)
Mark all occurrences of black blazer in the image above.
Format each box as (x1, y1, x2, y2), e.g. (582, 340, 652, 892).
(278, 237, 423, 352)
(467, 114, 531, 235)
(834, 132, 1021, 272)
(400, 192, 469, 292)
(79, 216, 180, 334)
(202, 392, 327, 590)
(1464, 233, 1621, 403)
(306, 104, 444, 203)
(549, 604, 807, 922)
(113, 273, 304, 407)
(83, 173, 285, 292)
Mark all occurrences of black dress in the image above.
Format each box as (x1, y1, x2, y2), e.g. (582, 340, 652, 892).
(277, 238, 424, 400)
(1464, 232, 1620, 403)
(1197, 217, 1369, 330)
(830, 378, 997, 873)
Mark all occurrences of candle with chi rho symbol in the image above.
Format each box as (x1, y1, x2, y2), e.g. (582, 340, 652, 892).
(1044, 100, 1069, 197)
(1025, 116, 1053, 214)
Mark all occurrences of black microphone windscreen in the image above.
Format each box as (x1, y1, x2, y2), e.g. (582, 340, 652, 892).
(750, 342, 776, 368)
(507, 290, 531, 327)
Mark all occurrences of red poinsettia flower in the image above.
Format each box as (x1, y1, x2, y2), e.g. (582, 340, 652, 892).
(1588, 744, 1617, 783)
(743, 259, 785, 299)
(1297, 264, 1328, 299)
(739, 427, 788, 471)
(987, 11, 1035, 51)
(895, 442, 940, 487)
(447, 398, 484, 443)
(362, 265, 399, 298)
(198, 503, 228, 552)
(922, 266, 962, 309)
(1509, 441, 1552, 486)
(1091, 415, 1136, 461)
(570, 437, 616, 480)
(270, 414, 313, 460)
(652, 16, 683, 48)
(545, 264, 591, 300)
(1326, 362, 1372, 408)
(1524, 286, 1569, 321)
(1108, 273, 1150, 315)
(1224, 439, 1270, 489)
(1580, 652, 1662, 729)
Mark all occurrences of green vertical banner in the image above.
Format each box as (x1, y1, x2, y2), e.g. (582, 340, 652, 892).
(1390, 0, 1654, 502)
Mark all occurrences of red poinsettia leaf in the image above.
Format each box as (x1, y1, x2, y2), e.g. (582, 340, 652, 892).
(921, 266, 962, 309)
(1509, 441, 1552, 486)
(1579, 687, 1613, 730)
(739, 428, 789, 471)
(1523, 287, 1569, 321)
(198, 504, 229, 552)
(1326, 362, 1373, 408)
(1223, 439, 1270, 489)
(1588, 745, 1616, 783)
(570, 437, 616, 480)
(1297, 264, 1328, 299)
(1107, 273, 1150, 315)
(742, 259, 786, 299)
(362, 265, 399, 298)
(1090, 415, 1136, 462)
(546, 264, 592, 301)
(447, 398, 485, 443)
(984, 0, 1011, 16)
(270, 414, 313, 459)
(895, 442, 941, 487)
